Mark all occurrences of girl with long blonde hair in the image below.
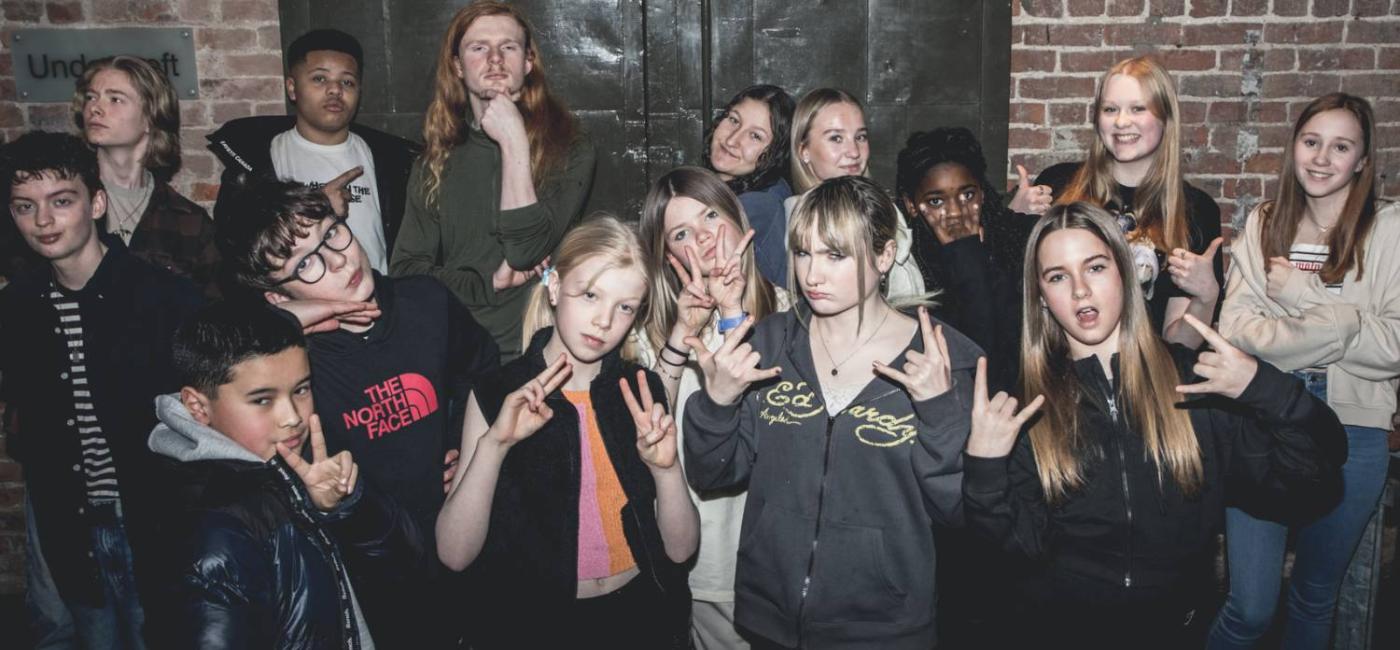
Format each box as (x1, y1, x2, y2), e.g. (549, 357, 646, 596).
(438, 216, 696, 648)
(1037, 56, 1223, 349)
(683, 175, 977, 648)
(962, 202, 1345, 649)
(1210, 93, 1399, 649)
(391, 0, 596, 359)
(635, 166, 780, 648)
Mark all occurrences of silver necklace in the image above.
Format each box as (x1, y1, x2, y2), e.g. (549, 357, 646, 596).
(814, 307, 891, 376)
(1306, 213, 1335, 235)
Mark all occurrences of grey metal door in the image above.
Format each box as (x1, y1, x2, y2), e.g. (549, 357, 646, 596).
(279, 0, 1010, 218)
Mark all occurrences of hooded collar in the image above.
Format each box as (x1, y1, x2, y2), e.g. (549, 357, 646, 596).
(147, 393, 268, 465)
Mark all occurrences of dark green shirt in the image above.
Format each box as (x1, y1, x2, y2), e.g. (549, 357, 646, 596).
(391, 128, 596, 359)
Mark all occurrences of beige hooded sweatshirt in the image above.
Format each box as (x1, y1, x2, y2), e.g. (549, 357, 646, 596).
(1219, 201, 1400, 429)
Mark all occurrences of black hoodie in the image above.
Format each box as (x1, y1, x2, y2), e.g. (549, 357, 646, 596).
(684, 308, 980, 649)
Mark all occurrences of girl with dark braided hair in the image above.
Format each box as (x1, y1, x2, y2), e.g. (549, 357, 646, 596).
(896, 126, 1034, 393)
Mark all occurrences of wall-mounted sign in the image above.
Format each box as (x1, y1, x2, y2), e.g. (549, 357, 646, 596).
(11, 28, 199, 103)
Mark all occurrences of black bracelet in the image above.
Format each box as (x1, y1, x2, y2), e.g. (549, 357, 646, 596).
(662, 341, 690, 363)
(654, 363, 682, 381)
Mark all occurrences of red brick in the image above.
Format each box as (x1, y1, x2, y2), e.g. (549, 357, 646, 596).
(1189, 151, 1243, 174)
(0, 488, 20, 510)
(1182, 23, 1262, 46)
(182, 152, 216, 178)
(1219, 49, 1295, 73)
(252, 101, 285, 116)
(1273, 0, 1309, 15)
(1158, 48, 1217, 71)
(211, 101, 253, 123)
(1010, 102, 1047, 125)
(1257, 125, 1294, 149)
(1353, 0, 1389, 16)
(1104, 22, 1182, 47)
(90, 0, 128, 20)
(1020, 0, 1065, 17)
(129, 0, 178, 22)
(1262, 73, 1343, 98)
(1208, 101, 1247, 123)
(176, 0, 214, 20)
(221, 52, 282, 77)
(0, 103, 22, 128)
(1107, 0, 1144, 16)
(1254, 102, 1291, 125)
(0, 462, 18, 482)
(222, 0, 278, 22)
(1012, 49, 1057, 73)
(1051, 103, 1088, 125)
(1346, 19, 1400, 44)
(1188, 0, 1226, 17)
(1340, 73, 1399, 97)
(197, 27, 258, 51)
(1243, 152, 1284, 174)
(1223, 177, 1264, 200)
(1181, 125, 1208, 148)
(44, 0, 81, 22)
(1178, 100, 1208, 123)
(1312, 0, 1351, 16)
(1178, 73, 1245, 98)
(2, 0, 40, 21)
(1019, 76, 1097, 99)
(1015, 25, 1047, 46)
(1263, 177, 1281, 199)
(1380, 48, 1400, 69)
(199, 77, 283, 101)
(1060, 49, 1131, 73)
(257, 25, 282, 50)
(1192, 177, 1225, 198)
(26, 104, 70, 131)
(1045, 24, 1109, 46)
(1148, 0, 1185, 15)
(1230, 0, 1269, 15)
(1266, 21, 1345, 44)
(1067, 0, 1104, 16)
(1010, 127, 1052, 150)
(1297, 48, 1376, 71)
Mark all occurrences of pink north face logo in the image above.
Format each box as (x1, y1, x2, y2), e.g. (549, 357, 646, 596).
(342, 373, 440, 440)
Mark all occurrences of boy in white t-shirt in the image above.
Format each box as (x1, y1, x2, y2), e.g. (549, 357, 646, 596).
(208, 29, 419, 274)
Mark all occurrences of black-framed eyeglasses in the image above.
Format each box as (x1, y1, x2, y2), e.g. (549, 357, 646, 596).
(272, 216, 355, 286)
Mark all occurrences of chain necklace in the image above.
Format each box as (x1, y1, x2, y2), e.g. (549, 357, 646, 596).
(814, 306, 892, 376)
(105, 176, 153, 241)
(1306, 214, 1335, 235)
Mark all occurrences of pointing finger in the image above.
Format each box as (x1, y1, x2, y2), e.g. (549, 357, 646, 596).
(1181, 313, 1231, 352)
(973, 357, 989, 407)
(618, 377, 645, 420)
(637, 370, 655, 413)
(309, 414, 327, 464)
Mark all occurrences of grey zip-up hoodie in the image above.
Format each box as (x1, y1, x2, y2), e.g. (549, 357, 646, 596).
(684, 309, 979, 649)
(147, 394, 377, 649)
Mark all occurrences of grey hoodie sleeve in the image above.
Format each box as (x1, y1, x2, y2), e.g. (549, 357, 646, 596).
(910, 368, 973, 528)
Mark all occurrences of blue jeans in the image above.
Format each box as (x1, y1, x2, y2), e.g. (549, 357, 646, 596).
(1207, 373, 1389, 649)
(64, 503, 148, 650)
(24, 493, 76, 649)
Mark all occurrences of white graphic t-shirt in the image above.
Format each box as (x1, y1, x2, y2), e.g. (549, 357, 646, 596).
(270, 128, 387, 273)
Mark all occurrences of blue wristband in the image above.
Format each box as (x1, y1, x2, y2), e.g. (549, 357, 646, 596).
(717, 312, 748, 334)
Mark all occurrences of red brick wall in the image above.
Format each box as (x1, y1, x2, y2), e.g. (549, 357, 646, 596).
(0, 0, 283, 595)
(1008, 0, 1400, 232)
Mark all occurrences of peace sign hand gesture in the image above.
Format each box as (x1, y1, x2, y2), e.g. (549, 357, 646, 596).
(667, 246, 717, 339)
(872, 307, 954, 402)
(966, 358, 1045, 458)
(278, 414, 359, 511)
(1175, 314, 1258, 400)
(704, 223, 755, 315)
(619, 370, 680, 470)
(686, 316, 782, 406)
(489, 355, 573, 447)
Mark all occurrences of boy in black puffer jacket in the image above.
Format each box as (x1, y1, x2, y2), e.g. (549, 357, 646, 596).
(145, 302, 423, 649)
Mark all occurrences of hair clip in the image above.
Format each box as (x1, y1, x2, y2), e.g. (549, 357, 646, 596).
(540, 266, 555, 287)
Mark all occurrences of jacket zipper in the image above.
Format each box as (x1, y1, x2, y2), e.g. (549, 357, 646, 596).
(794, 414, 839, 645)
(1106, 394, 1133, 588)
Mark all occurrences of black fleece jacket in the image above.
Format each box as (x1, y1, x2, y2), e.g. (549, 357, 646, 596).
(963, 345, 1346, 597)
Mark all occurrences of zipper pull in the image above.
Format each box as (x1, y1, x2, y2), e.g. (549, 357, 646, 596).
(1106, 395, 1119, 422)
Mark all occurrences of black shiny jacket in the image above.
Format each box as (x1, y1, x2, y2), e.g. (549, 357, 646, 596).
(147, 456, 424, 650)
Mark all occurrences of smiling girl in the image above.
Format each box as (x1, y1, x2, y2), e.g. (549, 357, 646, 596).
(962, 202, 1345, 649)
(1209, 93, 1400, 649)
(436, 216, 698, 648)
(1037, 57, 1223, 349)
(702, 85, 796, 286)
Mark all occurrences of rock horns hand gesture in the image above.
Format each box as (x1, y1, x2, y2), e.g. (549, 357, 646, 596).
(619, 370, 680, 470)
(686, 316, 782, 407)
(966, 358, 1045, 458)
(1175, 314, 1259, 400)
(277, 414, 359, 511)
(872, 307, 954, 402)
